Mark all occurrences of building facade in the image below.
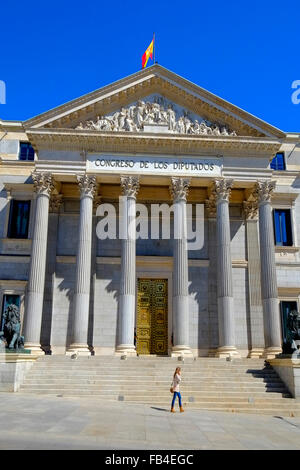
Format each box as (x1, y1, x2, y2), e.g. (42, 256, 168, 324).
(0, 65, 299, 358)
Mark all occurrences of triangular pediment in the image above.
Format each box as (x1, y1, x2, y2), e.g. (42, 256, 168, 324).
(23, 65, 285, 139)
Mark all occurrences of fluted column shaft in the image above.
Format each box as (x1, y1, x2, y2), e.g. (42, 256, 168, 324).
(170, 177, 192, 357)
(24, 172, 53, 353)
(214, 179, 238, 357)
(243, 201, 265, 358)
(256, 181, 282, 357)
(117, 176, 139, 355)
(68, 175, 96, 355)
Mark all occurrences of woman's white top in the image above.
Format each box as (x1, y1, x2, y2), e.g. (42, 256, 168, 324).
(172, 373, 181, 392)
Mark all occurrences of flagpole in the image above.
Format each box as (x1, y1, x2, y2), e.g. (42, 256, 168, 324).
(153, 32, 156, 64)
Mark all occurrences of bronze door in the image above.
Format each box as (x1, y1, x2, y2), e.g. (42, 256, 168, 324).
(136, 279, 168, 355)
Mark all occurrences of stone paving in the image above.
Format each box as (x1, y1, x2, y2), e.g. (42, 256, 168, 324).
(0, 392, 300, 450)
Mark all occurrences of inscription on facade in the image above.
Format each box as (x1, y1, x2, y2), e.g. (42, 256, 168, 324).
(87, 154, 222, 177)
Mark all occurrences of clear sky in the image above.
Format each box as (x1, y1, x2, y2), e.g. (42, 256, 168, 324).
(1, 0, 299, 132)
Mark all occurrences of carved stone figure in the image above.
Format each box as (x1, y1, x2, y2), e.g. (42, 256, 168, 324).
(167, 105, 176, 131)
(118, 107, 127, 130)
(283, 310, 300, 354)
(0, 331, 6, 349)
(2, 304, 25, 350)
(176, 116, 185, 134)
(124, 116, 136, 132)
(184, 116, 192, 134)
(136, 100, 145, 128)
(199, 121, 208, 135)
(75, 95, 238, 136)
(221, 127, 229, 136)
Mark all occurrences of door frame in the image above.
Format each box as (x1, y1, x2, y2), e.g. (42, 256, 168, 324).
(136, 257, 173, 355)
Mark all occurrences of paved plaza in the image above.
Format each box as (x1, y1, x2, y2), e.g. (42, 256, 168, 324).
(0, 392, 300, 450)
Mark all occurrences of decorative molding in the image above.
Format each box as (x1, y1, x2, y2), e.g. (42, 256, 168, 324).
(26, 128, 282, 156)
(254, 180, 276, 205)
(49, 194, 63, 213)
(243, 200, 258, 220)
(275, 246, 300, 254)
(170, 177, 190, 202)
(120, 175, 140, 198)
(205, 195, 217, 218)
(77, 174, 97, 199)
(32, 171, 54, 197)
(213, 178, 233, 203)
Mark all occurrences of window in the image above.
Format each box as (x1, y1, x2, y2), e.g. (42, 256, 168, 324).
(7, 200, 31, 239)
(1, 294, 20, 332)
(273, 209, 293, 246)
(19, 142, 35, 161)
(270, 152, 285, 171)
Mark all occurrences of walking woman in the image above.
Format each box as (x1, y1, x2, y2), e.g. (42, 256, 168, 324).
(170, 367, 184, 413)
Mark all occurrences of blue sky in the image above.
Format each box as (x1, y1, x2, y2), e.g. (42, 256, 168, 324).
(1, 0, 299, 132)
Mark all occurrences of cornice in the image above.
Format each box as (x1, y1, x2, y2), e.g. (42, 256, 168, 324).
(26, 128, 281, 155)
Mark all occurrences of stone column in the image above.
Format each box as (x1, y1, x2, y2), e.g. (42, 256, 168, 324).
(214, 179, 239, 358)
(42, 193, 63, 354)
(116, 176, 139, 356)
(67, 175, 97, 356)
(243, 201, 265, 358)
(170, 177, 193, 357)
(24, 172, 54, 354)
(205, 195, 218, 357)
(255, 180, 282, 358)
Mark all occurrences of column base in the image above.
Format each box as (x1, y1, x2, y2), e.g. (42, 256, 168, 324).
(248, 348, 264, 358)
(115, 344, 137, 357)
(171, 345, 194, 358)
(208, 349, 217, 357)
(215, 346, 241, 358)
(66, 344, 92, 357)
(262, 347, 282, 359)
(24, 343, 45, 356)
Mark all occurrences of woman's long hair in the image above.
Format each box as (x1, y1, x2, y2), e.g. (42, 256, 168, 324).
(173, 367, 181, 378)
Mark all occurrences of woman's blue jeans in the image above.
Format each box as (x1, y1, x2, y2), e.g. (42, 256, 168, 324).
(171, 392, 182, 408)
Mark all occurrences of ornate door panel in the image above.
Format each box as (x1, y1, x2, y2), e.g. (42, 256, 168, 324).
(137, 279, 168, 355)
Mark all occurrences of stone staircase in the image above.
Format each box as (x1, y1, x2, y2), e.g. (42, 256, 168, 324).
(19, 356, 300, 416)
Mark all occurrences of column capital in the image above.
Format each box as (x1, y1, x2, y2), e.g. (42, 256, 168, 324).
(213, 178, 233, 203)
(120, 175, 140, 199)
(243, 200, 258, 220)
(170, 177, 190, 202)
(205, 194, 217, 218)
(254, 180, 276, 205)
(32, 172, 54, 198)
(49, 194, 63, 213)
(77, 174, 97, 199)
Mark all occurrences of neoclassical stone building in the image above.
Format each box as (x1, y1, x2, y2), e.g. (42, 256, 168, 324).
(0, 65, 299, 358)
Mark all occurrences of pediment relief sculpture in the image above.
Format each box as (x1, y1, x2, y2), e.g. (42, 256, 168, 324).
(75, 95, 238, 136)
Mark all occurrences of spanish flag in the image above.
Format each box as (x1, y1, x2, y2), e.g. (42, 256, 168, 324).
(142, 36, 154, 69)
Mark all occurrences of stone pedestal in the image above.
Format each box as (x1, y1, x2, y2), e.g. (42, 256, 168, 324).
(116, 176, 139, 356)
(170, 178, 193, 358)
(67, 175, 97, 356)
(268, 357, 300, 398)
(24, 172, 54, 355)
(0, 353, 39, 392)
